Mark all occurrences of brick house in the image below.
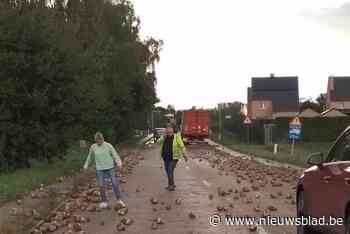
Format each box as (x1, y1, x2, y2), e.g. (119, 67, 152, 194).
(326, 76, 350, 115)
(247, 74, 299, 120)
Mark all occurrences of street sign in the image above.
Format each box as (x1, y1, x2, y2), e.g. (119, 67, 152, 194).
(288, 126, 302, 140)
(289, 117, 302, 155)
(289, 117, 302, 127)
(243, 116, 252, 125)
(289, 117, 302, 140)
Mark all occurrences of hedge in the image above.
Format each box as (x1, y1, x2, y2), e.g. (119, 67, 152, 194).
(274, 117, 350, 142)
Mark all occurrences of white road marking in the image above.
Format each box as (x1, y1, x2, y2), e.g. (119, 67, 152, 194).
(202, 180, 211, 187)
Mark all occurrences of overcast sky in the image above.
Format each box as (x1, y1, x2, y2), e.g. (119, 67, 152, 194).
(131, 0, 350, 110)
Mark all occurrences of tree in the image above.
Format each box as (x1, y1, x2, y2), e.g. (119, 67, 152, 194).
(0, 0, 162, 171)
(299, 100, 321, 113)
(316, 93, 327, 112)
(167, 105, 176, 115)
(153, 106, 168, 128)
(210, 102, 244, 137)
(0, 2, 80, 168)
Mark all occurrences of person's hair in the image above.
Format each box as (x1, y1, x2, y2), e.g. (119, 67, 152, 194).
(94, 132, 104, 141)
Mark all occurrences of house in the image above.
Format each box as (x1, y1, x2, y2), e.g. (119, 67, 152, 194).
(298, 108, 320, 118)
(321, 108, 347, 118)
(247, 74, 299, 120)
(326, 76, 350, 115)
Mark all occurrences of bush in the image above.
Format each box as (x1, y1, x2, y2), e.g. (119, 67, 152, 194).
(274, 117, 350, 142)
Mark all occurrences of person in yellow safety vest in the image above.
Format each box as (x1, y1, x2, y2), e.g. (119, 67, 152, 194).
(159, 125, 188, 191)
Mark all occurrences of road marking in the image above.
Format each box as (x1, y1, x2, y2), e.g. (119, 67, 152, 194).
(202, 180, 211, 187)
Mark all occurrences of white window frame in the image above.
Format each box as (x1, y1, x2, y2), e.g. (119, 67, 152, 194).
(259, 102, 266, 110)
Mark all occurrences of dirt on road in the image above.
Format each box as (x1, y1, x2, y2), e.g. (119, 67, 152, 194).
(3, 143, 303, 234)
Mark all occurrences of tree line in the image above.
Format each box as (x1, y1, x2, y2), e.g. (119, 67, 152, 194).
(209, 102, 245, 140)
(0, 0, 162, 172)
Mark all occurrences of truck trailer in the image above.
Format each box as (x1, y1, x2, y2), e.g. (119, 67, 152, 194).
(181, 110, 209, 143)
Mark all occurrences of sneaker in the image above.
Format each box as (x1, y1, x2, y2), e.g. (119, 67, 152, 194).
(166, 185, 175, 191)
(99, 202, 108, 209)
(117, 199, 126, 208)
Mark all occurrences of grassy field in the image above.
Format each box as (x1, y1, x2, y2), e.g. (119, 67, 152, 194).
(0, 145, 88, 204)
(212, 133, 334, 168)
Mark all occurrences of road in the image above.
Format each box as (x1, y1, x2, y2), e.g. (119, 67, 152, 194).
(33, 143, 302, 234)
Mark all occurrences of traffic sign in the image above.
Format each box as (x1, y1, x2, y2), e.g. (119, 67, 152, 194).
(289, 116, 302, 155)
(289, 117, 302, 127)
(243, 116, 252, 125)
(289, 117, 302, 140)
(289, 126, 302, 140)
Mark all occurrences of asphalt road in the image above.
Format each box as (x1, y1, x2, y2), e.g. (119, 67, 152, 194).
(41, 143, 301, 234)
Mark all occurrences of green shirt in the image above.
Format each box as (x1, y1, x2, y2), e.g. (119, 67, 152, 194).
(84, 142, 122, 171)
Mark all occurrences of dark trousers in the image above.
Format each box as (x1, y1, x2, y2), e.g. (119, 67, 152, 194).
(163, 156, 178, 186)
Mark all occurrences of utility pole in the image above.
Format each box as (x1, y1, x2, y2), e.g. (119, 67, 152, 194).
(218, 104, 223, 141)
(151, 110, 154, 134)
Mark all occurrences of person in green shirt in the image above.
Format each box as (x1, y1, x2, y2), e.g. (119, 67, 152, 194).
(83, 132, 125, 209)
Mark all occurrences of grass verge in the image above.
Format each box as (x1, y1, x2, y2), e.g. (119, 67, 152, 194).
(212, 133, 333, 168)
(0, 144, 87, 204)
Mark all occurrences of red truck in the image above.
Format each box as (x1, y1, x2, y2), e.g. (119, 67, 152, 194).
(181, 110, 210, 143)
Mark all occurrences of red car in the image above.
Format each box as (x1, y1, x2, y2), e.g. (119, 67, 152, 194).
(297, 126, 350, 234)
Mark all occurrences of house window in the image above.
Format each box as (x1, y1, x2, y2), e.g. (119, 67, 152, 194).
(259, 102, 266, 110)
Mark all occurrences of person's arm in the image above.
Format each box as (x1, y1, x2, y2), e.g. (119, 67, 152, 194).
(182, 147, 188, 161)
(176, 134, 188, 161)
(83, 145, 94, 169)
(109, 143, 122, 168)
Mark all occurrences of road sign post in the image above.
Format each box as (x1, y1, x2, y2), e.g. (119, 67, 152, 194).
(243, 116, 252, 144)
(289, 117, 302, 155)
(246, 126, 250, 144)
